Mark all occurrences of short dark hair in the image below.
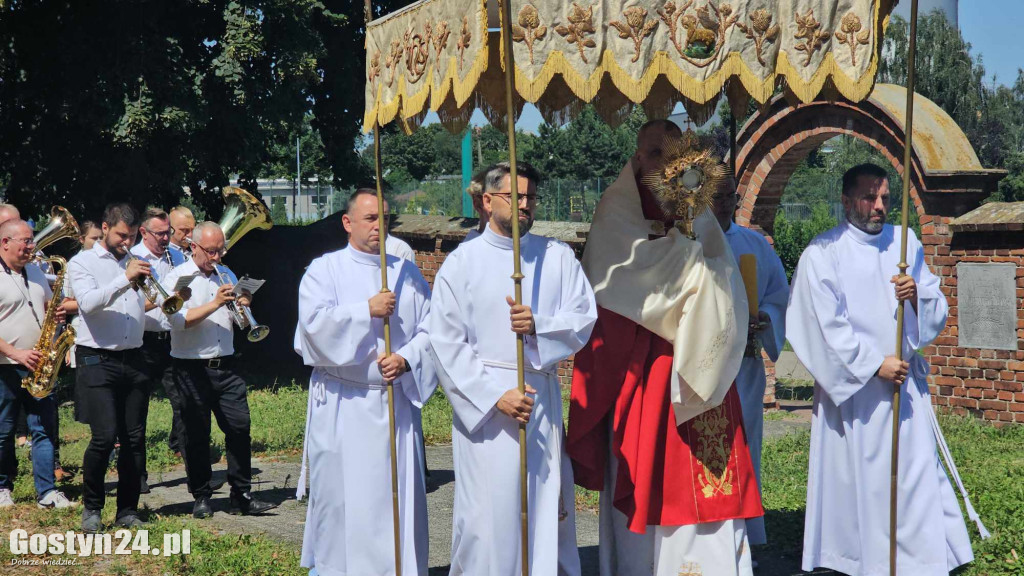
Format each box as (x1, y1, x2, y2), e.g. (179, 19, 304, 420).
(347, 188, 383, 214)
(637, 119, 683, 143)
(102, 203, 139, 228)
(79, 220, 98, 236)
(141, 207, 169, 228)
(842, 163, 889, 196)
(480, 161, 543, 194)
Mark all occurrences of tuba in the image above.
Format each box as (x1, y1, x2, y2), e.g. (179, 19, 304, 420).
(33, 206, 80, 254)
(217, 186, 272, 342)
(22, 206, 81, 398)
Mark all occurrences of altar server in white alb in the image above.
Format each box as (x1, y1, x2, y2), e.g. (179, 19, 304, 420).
(711, 178, 789, 546)
(295, 189, 436, 576)
(430, 162, 597, 576)
(788, 163, 984, 575)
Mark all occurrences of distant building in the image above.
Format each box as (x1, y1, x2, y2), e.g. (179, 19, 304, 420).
(893, 0, 957, 28)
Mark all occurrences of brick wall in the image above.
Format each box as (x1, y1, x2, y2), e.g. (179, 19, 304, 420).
(920, 216, 1024, 425)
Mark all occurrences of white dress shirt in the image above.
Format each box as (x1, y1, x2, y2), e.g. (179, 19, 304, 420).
(163, 258, 235, 360)
(67, 243, 146, 351)
(130, 242, 187, 332)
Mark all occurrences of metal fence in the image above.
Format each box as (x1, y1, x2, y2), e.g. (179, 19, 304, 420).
(391, 177, 610, 223)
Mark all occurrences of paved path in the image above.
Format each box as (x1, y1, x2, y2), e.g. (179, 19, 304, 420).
(137, 409, 814, 575)
(774, 350, 814, 382)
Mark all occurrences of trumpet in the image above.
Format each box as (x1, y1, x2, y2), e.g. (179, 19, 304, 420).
(123, 246, 185, 315)
(214, 264, 269, 343)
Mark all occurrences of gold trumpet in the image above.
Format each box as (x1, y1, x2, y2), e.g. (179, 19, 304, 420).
(124, 246, 185, 315)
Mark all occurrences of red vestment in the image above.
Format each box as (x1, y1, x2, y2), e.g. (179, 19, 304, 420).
(567, 307, 763, 534)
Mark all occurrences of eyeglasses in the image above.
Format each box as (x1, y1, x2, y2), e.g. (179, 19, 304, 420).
(489, 192, 543, 205)
(3, 237, 36, 246)
(142, 227, 172, 239)
(193, 243, 226, 258)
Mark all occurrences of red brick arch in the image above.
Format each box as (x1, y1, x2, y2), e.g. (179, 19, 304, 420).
(733, 98, 931, 234)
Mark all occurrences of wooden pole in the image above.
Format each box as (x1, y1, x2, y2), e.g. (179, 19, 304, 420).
(892, 0, 919, 573)
(729, 114, 737, 178)
(365, 3, 402, 575)
(498, 0, 529, 572)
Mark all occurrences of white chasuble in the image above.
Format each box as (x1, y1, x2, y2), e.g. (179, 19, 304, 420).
(429, 226, 597, 576)
(723, 223, 789, 546)
(788, 222, 981, 576)
(583, 162, 747, 425)
(294, 246, 436, 576)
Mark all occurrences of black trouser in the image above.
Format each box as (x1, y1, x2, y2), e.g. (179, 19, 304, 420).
(139, 332, 182, 454)
(75, 346, 150, 516)
(167, 357, 251, 499)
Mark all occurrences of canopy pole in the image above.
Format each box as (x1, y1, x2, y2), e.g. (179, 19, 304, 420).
(892, 0, 919, 574)
(365, 3, 403, 575)
(499, 0, 529, 573)
(729, 115, 738, 178)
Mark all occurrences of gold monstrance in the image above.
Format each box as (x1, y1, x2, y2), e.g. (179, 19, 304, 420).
(641, 131, 728, 238)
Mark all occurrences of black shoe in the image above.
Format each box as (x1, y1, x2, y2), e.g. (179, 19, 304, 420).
(139, 476, 150, 494)
(228, 493, 278, 516)
(115, 512, 144, 529)
(81, 509, 101, 533)
(192, 497, 212, 519)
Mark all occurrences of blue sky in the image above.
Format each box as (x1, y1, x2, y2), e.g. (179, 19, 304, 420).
(433, 1, 1022, 132)
(960, 0, 1023, 87)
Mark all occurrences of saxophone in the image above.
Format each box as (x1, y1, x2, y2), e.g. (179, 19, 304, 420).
(21, 256, 76, 399)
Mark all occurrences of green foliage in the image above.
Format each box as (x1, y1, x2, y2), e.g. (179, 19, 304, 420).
(270, 196, 289, 224)
(772, 203, 837, 281)
(881, 13, 1024, 202)
(880, 13, 986, 143)
(0, 0, 325, 221)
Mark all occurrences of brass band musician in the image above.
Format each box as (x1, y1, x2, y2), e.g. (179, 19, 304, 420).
(67, 204, 151, 532)
(130, 207, 190, 493)
(162, 222, 276, 519)
(0, 216, 74, 509)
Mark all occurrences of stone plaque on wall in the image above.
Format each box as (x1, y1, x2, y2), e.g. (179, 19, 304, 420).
(957, 263, 1018, 351)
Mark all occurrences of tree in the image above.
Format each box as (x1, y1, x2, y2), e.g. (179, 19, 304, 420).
(311, 0, 410, 191)
(879, 12, 986, 142)
(262, 114, 333, 183)
(0, 0, 326, 221)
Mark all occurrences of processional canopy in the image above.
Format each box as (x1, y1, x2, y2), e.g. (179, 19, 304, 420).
(363, 0, 897, 133)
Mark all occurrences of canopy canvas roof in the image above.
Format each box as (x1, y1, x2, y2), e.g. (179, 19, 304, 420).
(363, 0, 898, 132)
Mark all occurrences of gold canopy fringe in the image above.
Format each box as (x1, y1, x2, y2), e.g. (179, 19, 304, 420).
(362, 0, 490, 132)
(366, 0, 892, 133)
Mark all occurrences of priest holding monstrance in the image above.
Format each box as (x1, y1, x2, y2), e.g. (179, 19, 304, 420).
(568, 121, 762, 576)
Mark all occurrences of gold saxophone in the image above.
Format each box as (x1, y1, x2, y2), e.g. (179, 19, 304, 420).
(20, 205, 80, 398)
(21, 256, 76, 398)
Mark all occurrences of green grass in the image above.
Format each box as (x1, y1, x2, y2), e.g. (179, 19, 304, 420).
(759, 414, 1024, 575)
(6, 385, 1021, 575)
(774, 377, 815, 401)
(3, 386, 310, 576)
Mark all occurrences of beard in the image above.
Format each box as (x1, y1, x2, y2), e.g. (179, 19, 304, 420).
(495, 211, 534, 238)
(846, 208, 885, 234)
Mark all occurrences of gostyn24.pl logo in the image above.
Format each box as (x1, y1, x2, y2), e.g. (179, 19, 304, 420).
(9, 529, 191, 557)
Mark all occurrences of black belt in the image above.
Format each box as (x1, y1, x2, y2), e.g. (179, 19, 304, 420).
(144, 331, 171, 342)
(174, 356, 233, 370)
(77, 345, 141, 361)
